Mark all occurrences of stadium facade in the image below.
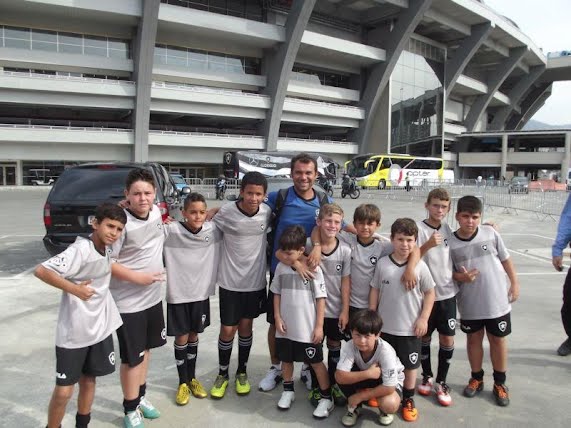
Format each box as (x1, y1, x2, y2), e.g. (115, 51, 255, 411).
(0, 0, 569, 185)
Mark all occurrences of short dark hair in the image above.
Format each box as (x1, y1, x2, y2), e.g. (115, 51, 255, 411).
(349, 309, 383, 335)
(390, 218, 418, 240)
(241, 171, 267, 192)
(457, 195, 482, 214)
(94, 202, 127, 225)
(353, 204, 381, 224)
(427, 188, 450, 203)
(126, 168, 155, 191)
(290, 152, 317, 173)
(183, 192, 206, 210)
(278, 225, 306, 251)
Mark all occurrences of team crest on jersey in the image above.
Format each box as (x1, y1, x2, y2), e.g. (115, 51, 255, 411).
(205, 235, 210, 242)
(306, 347, 316, 359)
(443, 238, 449, 247)
(302, 278, 310, 285)
(369, 256, 378, 265)
(409, 352, 418, 365)
(49, 255, 68, 268)
(498, 321, 507, 332)
(448, 318, 456, 330)
(161, 327, 167, 340)
(335, 264, 342, 272)
(481, 244, 488, 251)
(156, 222, 163, 230)
(108, 352, 115, 365)
(260, 224, 265, 230)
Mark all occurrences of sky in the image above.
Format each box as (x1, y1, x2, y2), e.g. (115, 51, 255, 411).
(483, 0, 571, 125)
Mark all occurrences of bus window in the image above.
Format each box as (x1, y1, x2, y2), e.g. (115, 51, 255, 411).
(390, 157, 414, 169)
(365, 159, 380, 174)
(380, 158, 391, 169)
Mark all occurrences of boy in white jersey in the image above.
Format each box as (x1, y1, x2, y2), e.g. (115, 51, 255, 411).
(164, 193, 221, 406)
(35, 203, 126, 428)
(210, 171, 271, 399)
(449, 196, 519, 407)
(336, 310, 404, 427)
(110, 168, 168, 428)
(271, 225, 333, 419)
(369, 218, 435, 422)
(416, 188, 457, 406)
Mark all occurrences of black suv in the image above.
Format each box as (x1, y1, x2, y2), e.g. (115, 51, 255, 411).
(43, 162, 188, 256)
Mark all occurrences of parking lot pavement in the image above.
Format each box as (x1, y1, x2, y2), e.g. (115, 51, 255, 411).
(0, 189, 570, 427)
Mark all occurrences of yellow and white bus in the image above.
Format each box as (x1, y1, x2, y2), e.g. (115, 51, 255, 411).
(345, 153, 453, 189)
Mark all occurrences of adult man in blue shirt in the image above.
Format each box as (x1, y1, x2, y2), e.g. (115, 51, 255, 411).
(552, 195, 571, 356)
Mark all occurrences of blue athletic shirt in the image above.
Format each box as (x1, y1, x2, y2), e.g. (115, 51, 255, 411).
(266, 186, 333, 273)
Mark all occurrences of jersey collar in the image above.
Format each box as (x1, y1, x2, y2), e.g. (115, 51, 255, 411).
(422, 219, 441, 230)
(389, 254, 408, 267)
(454, 228, 479, 242)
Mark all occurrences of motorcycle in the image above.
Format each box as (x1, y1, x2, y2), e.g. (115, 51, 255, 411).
(215, 177, 227, 200)
(317, 176, 334, 197)
(341, 175, 360, 199)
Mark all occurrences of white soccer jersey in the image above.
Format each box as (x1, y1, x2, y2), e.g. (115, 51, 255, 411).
(337, 338, 405, 388)
(307, 239, 351, 318)
(42, 236, 123, 349)
(163, 221, 222, 304)
(270, 263, 327, 343)
(338, 231, 393, 309)
(109, 206, 166, 313)
(371, 256, 435, 336)
(416, 220, 457, 301)
(448, 226, 511, 320)
(214, 202, 271, 292)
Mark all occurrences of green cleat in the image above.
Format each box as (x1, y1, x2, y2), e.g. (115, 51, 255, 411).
(235, 372, 251, 395)
(210, 375, 229, 399)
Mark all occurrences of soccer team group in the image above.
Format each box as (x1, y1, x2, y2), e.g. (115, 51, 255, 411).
(36, 153, 520, 428)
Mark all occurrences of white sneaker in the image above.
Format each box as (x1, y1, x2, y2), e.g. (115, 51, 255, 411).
(300, 364, 312, 390)
(277, 391, 295, 410)
(379, 411, 394, 426)
(313, 398, 334, 419)
(258, 365, 283, 392)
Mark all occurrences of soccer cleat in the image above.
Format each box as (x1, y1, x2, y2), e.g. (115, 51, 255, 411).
(331, 384, 347, 406)
(277, 391, 295, 410)
(299, 365, 312, 390)
(210, 375, 229, 399)
(434, 381, 452, 406)
(258, 365, 283, 392)
(557, 338, 571, 356)
(463, 378, 484, 398)
(313, 398, 334, 419)
(175, 383, 190, 406)
(401, 397, 418, 422)
(417, 376, 434, 396)
(123, 408, 144, 428)
(235, 372, 251, 395)
(341, 406, 360, 427)
(308, 387, 321, 407)
(138, 396, 160, 419)
(189, 378, 207, 398)
(493, 383, 510, 407)
(378, 411, 395, 426)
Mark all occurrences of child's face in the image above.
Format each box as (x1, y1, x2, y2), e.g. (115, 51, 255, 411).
(317, 213, 343, 239)
(239, 184, 266, 215)
(351, 330, 380, 353)
(425, 198, 450, 223)
(125, 180, 156, 217)
(390, 232, 416, 259)
(92, 218, 125, 246)
(280, 248, 305, 265)
(455, 211, 481, 235)
(182, 201, 207, 230)
(354, 219, 380, 241)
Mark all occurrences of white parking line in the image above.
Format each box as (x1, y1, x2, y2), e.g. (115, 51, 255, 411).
(502, 233, 554, 241)
(509, 248, 553, 265)
(518, 272, 566, 276)
(0, 234, 43, 239)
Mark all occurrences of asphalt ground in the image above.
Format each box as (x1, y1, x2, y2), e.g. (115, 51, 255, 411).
(0, 188, 569, 427)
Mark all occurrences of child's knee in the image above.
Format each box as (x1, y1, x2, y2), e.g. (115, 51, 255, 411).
(378, 392, 400, 414)
(52, 385, 74, 404)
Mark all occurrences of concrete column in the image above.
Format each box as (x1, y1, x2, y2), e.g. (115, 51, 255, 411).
(16, 159, 23, 186)
(259, 0, 316, 151)
(132, 0, 160, 162)
(367, 84, 391, 154)
(500, 133, 508, 179)
(562, 132, 571, 184)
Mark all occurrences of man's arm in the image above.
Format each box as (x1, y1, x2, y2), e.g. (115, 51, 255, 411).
(553, 194, 571, 269)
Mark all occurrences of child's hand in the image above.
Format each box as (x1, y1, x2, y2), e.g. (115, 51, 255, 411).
(427, 230, 442, 248)
(414, 316, 428, 337)
(312, 327, 323, 344)
(401, 268, 417, 290)
(508, 281, 520, 303)
(366, 363, 381, 380)
(137, 271, 166, 286)
(338, 311, 349, 332)
(117, 199, 129, 209)
(293, 260, 316, 281)
(307, 246, 322, 270)
(163, 215, 174, 224)
(457, 266, 479, 283)
(275, 317, 287, 335)
(348, 392, 365, 409)
(73, 279, 94, 301)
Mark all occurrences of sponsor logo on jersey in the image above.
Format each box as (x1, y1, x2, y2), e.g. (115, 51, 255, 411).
(306, 347, 316, 359)
(56, 372, 67, 379)
(335, 264, 342, 272)
(387, 369, 395, 378)
(108, 351, 115, 365)
(370, 256, 378, 265)
(320, 282, 326, 293)
(49, 255, 68, 268)
(382, 279, 390, 285)
(448, 318, 456, 330)
(409, 352, 419, 364)
(481, 244, 488, 251)
(161, 327, 167, 340)
(498, 321, 507, 332)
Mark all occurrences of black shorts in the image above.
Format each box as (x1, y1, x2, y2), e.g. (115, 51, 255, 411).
(460, 312, 512, 338)
(427, 297, 457, 337)
(219, 287, 267, 326)
(116, 301, 167, 367)
(275, 338, 323, 364)
(338, 363, 403, 399)
(167, 298, 211, 337)
(55, 334, 115, 386)
(324, 317, 350, 342)
(382, 333, 422, 370)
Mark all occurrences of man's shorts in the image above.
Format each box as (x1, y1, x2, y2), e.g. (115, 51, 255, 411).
(55, 334, 115, 386)
(219, 287, 267, 327)
(167, 298, 210, 337)
(460, 312, 512, 338)
(324, 317, 350, 342)
(116, 301, 167, 367)
(275, 338, 323, 364)
(426, 297, 457, 337)
(382, 333, 422, 370)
